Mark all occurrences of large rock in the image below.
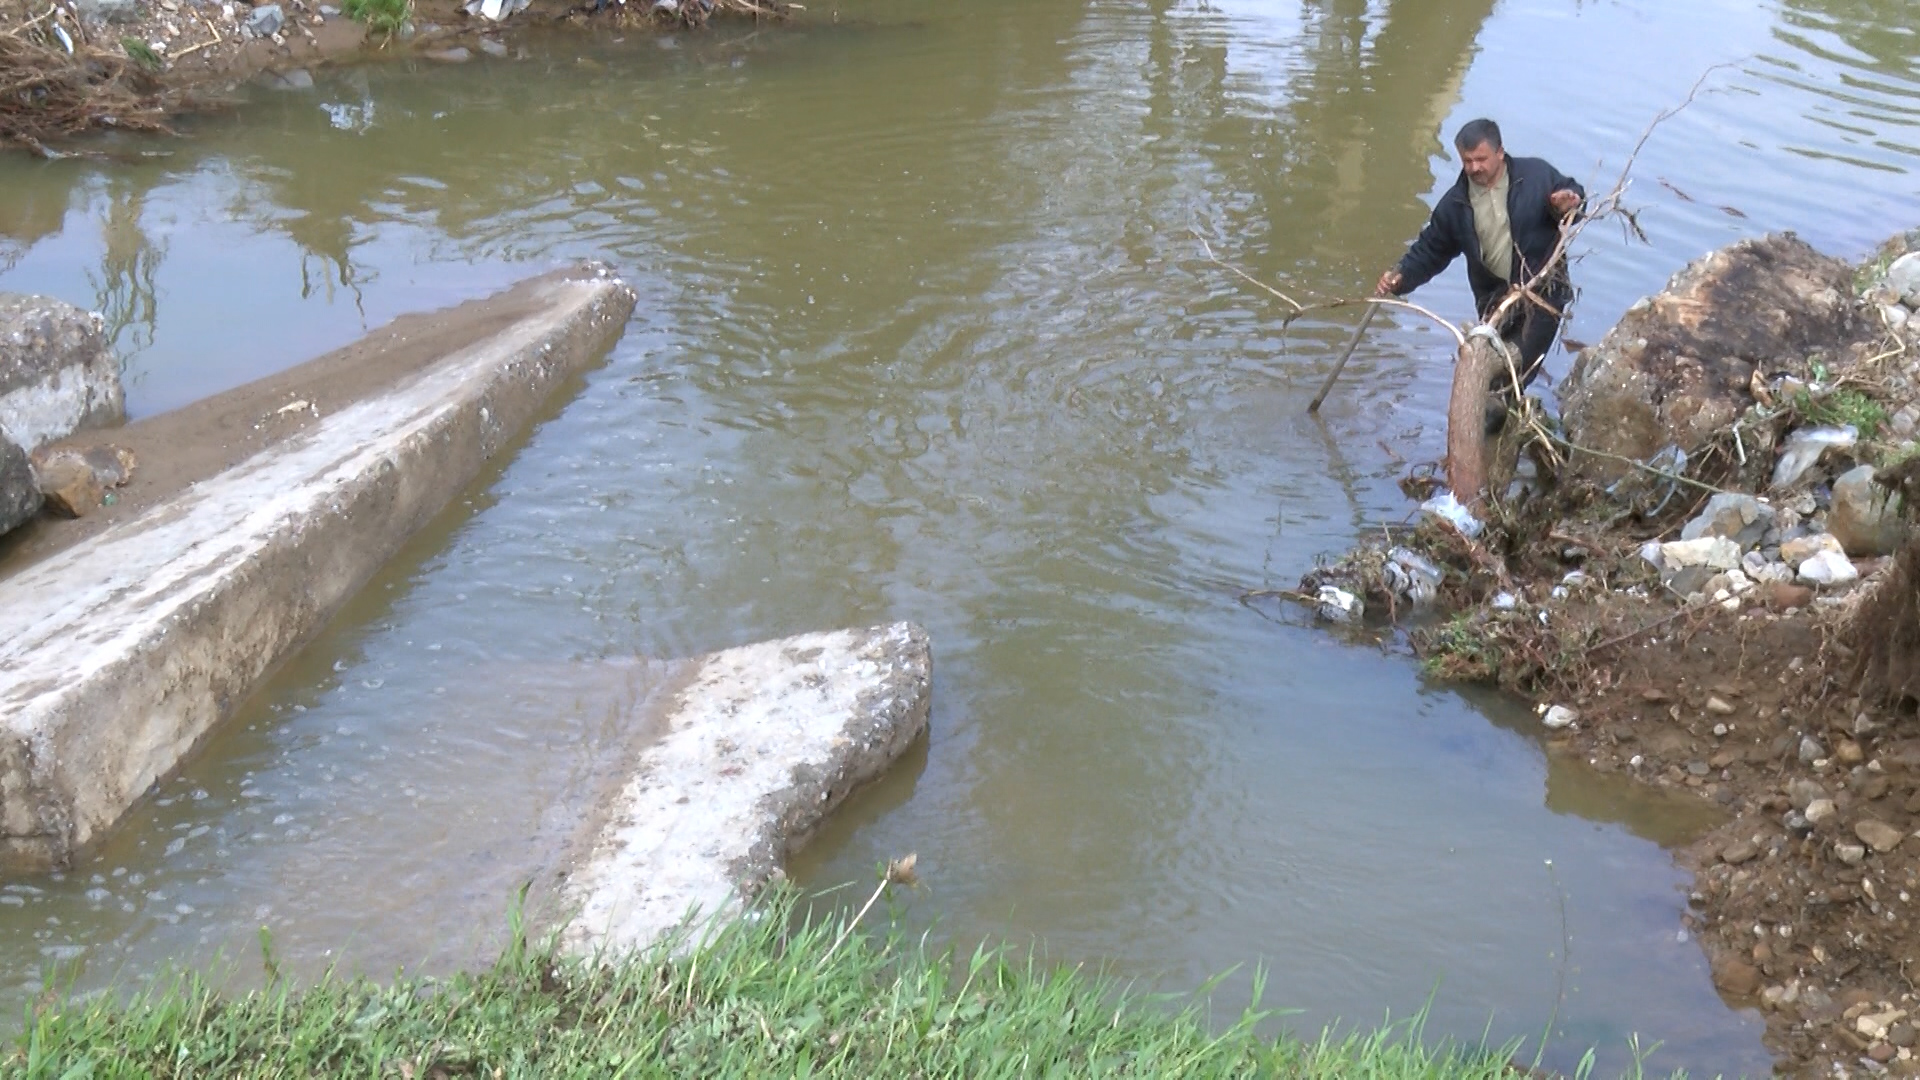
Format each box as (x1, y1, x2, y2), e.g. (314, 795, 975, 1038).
(1558, 235, 1858, 482)
(0, 433, 41, 534)
(1830, 465, 1906, 557)
(0, 294, 125, 453)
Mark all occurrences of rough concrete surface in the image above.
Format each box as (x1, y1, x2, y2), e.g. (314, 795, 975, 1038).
(0, 266, 637, 866)
(562, 623, 931, 955)
(0, 293, 126, 452)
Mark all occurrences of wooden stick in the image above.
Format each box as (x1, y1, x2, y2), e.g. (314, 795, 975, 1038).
(1308, 304, 1378, 413)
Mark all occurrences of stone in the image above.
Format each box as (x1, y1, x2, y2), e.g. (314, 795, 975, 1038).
(1707, 696, 1735, 715)
(1712, 955, 1762, 998)
(1872, 1042, 1897, 1064)
(1882, 304, 1911, 331)
(1856, 819, 1907, 853)
(1837, 738, 1865, 765)
(424, 46, 471, 63)
(260, 68, 315, 91)
(1789, 778, 1829, 809)
(1892, 405, 1920, 439)
(1891, 1022, 1916, 1049)
(1721, 838, 1761, 865)
(1800, 736, 1827, 764)
(33, 454, 102, 517)
(1888, 251, 1920, 303)
(476, 37, 509, 57)
(1836, 842, 1867, 866)
(0, 294, 125, 452)
(1829, 465, 1906, 557)
(1542, 705, 1577, 730)
(1661, 536, 1744, 570)
(1681, 493, 1777, 550)
(0, 432, 41, 535)
(1559, 234, 1854, 482)
(1781, 532, 1844, 564)
(1805, 798, 1837, 825)
(74, 0, 138, 22)
(247, 4, 284, 35)
(1798, 548, 1859, 587)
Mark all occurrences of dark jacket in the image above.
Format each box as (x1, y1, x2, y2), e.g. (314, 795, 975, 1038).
(1392, 154, 1585, 318)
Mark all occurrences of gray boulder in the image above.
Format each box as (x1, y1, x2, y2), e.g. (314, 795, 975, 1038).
(1680, 493, 1776, 550)
(0, 433, 42, 535)
(1828, 464, 1906, 557)
(247, 4, 285, 36)
(0, 294, 125, 452)
(1558, 234, 1858, 482)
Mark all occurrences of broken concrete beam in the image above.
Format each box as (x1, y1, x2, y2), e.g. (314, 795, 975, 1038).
(0, 293, 126, 453)
(0, 266, 637, 866)
(563, 623, 931, 955)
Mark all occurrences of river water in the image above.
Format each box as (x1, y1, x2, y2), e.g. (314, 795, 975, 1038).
(3, 0, 1918, 1072)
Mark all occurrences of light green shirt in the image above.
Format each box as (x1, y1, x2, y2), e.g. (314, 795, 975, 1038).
(1469, 169, 1514, 281)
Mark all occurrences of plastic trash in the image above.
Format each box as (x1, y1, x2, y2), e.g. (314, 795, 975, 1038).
(1771, 425, 1857, 490)
(1314, 586, 1363, 624)
(1419, 490, 1483, 538)
(1385, 546, 1443, 606)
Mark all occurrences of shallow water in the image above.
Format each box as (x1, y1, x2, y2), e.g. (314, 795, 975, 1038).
(3, 0, 1919, 1071)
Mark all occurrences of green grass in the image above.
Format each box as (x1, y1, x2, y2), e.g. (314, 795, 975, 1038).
(1, 890, 1620, 1080)
(1796, 386, 1888, 439)
(342, 0, 409, 36)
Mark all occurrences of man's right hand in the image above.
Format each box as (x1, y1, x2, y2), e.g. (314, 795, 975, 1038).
(1375, 269, 1403, 296)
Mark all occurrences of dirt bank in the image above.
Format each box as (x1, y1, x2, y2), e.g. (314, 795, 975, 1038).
(1300, 230, 1920, 1077)
(0, 0, 789, 152)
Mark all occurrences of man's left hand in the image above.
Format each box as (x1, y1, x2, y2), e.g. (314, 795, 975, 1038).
(1549, 189, 1582, 218)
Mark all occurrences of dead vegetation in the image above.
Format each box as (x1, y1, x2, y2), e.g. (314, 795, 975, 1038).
(0, 0, 198, 151)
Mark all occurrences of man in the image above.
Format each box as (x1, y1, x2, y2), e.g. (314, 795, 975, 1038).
(1375, 118, 1585, 428)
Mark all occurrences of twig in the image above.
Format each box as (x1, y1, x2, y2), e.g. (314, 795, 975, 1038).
(819, 854, 918, 967)
(1590, 604, 1704, 652)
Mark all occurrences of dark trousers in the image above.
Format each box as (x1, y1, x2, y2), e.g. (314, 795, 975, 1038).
(1483, 291, 1567, 402)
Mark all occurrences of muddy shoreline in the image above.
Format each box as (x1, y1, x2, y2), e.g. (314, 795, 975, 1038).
(0, 0, 791, 151)
(1304, 230, 1920, 1076)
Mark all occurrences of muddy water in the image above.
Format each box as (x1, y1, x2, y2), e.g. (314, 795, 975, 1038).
(2, 0, 1918, 1071)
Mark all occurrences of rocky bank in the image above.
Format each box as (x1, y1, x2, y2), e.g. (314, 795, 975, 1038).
(1303, 229, 1920, 1077)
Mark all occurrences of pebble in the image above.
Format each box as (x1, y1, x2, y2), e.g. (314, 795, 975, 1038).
(425, 46, 472, 63)
(1721, 838, 1761, 865)
(1800, 736, 1827, 764)
(1706, 696, 1735, 715)
(1856, 819, 1907, 853)
(1836, 842, 1867, 866)
(1805, 798, 1837, 825)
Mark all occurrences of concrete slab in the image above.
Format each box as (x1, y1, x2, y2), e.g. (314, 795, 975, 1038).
(0, 266, 638, 866)
(562, 622, 930, 954)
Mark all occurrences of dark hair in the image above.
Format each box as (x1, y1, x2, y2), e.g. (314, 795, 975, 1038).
(1454, 118, 1503, 153)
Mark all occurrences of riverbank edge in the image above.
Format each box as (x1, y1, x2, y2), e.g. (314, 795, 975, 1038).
(1297, 230, 1920, 1076)
(2, 890, 1567, 1078)
(0, 0, 791, 153)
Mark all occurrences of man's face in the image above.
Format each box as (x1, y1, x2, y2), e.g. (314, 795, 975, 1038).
(1460, 140, 1505, 188)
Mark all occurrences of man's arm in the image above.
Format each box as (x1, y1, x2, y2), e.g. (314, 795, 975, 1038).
(1547, 162, 1586, 222)
(1383, 212, 1462, 296)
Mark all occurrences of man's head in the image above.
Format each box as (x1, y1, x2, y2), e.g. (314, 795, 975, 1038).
(1454, 118, 1505, 188)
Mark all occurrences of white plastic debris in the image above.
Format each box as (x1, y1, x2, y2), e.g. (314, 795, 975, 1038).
(1638, 540, 1664, 570)
(1490, 591, 1518, 610)
(1314, 586, 1363, 624)
(1420, 490, 1483, 538)
(1542, 705, 1577, 730)
(1770, 425, 1857, 489)
(1385, 546, 1443, 606)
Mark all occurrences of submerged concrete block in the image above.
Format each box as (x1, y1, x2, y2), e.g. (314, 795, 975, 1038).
(0, 267, 637, 866)
(564, 622, 931, 954)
